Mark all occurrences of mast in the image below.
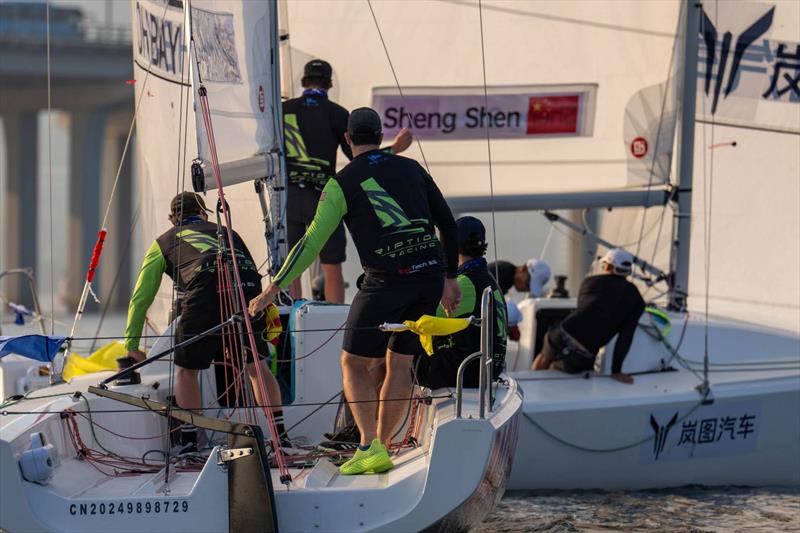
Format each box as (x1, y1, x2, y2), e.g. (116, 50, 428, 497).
(668, 0, 700, 311)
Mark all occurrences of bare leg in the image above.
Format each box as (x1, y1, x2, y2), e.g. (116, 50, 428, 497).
(289, 278, 302, 300)
(369, 360, 387, 421)
(322, 263, 345, 304)
(341, 351, 379, 446)
(532, 352, 552, 370)
(246, 360, 282, 412)
(377, 350, 414, 447)
(176, 367, 201, 411)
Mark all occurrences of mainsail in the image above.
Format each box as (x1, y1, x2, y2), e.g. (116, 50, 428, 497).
(131, 0, 283, 331)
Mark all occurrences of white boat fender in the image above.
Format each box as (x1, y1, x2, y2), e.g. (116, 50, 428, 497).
(18, 432, 59, 484)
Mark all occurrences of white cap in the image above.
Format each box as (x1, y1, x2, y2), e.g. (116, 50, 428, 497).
(505, 299, 522, 326)
(602, 248, 634, 274)
(526, 258, 551, 297)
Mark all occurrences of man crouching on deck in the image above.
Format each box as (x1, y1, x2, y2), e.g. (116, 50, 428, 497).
(249, 108, 461, 475)
(122, 192, 286, 453)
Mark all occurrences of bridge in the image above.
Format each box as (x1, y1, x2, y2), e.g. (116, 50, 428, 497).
(0, 2, 134, 310)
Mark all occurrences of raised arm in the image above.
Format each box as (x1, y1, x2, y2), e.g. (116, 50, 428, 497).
(249, 179, 347, 315)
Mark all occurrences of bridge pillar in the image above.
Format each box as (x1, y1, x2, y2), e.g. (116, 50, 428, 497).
(1, 111, 38, 306)
(64, 110, 106, 309)
(97, 111, 134, 311)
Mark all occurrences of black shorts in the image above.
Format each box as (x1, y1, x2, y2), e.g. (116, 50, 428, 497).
(541, 327, 596, 374)
(343, 273, 444, 358)
(174, 314, 272, 370)
(287, 184, 346, 264)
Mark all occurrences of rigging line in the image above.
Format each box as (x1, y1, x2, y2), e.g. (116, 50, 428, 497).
(633, 7, 680, 263)
(539, 222, 555, 261)
(90, 207, 141, 353)
(702, 2, 719, 387)
(365, 0, 431, 172)
(1, 394, 456, 416)
(477, 0, 500, 271)
(45, 0, 54, 334)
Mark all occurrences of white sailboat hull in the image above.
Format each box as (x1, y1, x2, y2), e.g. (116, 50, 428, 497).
(509, 370, 799, 490)
(0, 302, 522, 532)
(506, 298, 800, 490)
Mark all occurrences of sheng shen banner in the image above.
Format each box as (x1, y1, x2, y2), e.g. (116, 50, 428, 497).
(372, 85, 596, 141)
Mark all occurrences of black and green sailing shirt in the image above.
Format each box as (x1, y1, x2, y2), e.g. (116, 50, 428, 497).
(123, 220, 262, 351)
(272, 150, 459, 287)
(283, 91, 352, 188)
(434, 258, 508, 377)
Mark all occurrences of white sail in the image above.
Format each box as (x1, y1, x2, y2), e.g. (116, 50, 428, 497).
(282, 0, 682, 196)
(131, 0, 280, 331)
(188, 0, 282, 191)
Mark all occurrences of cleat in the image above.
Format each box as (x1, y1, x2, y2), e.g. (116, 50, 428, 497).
(338, 439, 394, 475)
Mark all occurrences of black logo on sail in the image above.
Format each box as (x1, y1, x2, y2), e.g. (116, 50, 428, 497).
(700, 6, 775, 114)
(650, 412, 679, 460)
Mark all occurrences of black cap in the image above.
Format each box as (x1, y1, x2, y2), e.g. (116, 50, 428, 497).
(170, 191, 210, 217)
(348, 107, 382, 137)
(456, 216, 486, 249)
(303, 59, 332, 80)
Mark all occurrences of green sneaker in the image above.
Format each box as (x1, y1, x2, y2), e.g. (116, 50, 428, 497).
(338, 439, 394, 475)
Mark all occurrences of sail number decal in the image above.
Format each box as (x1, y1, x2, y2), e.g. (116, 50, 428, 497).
(69, 500, 189, 516)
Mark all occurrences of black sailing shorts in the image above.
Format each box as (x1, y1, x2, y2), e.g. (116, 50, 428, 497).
(287, 184, 346, 264)
(541, 326, 596, 374)
(174, 312, 271, 370)
(343, 273, 445, 358)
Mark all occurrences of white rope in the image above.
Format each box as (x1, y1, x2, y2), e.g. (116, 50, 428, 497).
(477, 0, 501, 274)
(46, 0, 54, 334)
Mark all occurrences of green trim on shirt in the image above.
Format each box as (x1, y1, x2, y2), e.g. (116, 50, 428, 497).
(437, 275, 476, 318)
(123, 241, 167, 351)
(273, 179, 348, 288)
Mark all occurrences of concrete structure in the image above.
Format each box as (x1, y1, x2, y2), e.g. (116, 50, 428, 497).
(0, 20, 133, 309)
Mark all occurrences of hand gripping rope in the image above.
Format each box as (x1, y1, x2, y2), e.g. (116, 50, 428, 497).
(197, 85, 290, 483)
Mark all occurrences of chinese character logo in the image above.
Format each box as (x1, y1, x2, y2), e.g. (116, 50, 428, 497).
(700, 6, 775, 114)
(650, 412, 679, 460)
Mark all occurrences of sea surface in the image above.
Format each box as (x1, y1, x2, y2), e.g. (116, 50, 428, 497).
(477, 488, 800, 532)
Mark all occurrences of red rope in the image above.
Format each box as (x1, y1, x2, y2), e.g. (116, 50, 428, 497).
(197, 88, 289, 479)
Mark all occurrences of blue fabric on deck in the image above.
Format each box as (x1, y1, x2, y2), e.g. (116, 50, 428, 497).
(0, 335, 66, 362)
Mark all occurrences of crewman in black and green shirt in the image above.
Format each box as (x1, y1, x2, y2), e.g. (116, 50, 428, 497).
(250, 107, 461, 475)
(123, 192, 286, 451)
(416, 216, 508, 389)
(283, 59, 411, 303)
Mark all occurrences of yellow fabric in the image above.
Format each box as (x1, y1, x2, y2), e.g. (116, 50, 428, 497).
(264, 303, 283, 345)
(63, 341, 127, 381)
(401, 315, 472, 356)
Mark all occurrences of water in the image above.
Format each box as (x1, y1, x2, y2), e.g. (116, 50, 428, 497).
(477, 488, 800, 532)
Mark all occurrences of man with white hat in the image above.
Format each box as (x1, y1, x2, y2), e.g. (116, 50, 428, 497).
(531, 248, 644, 384)
(487, 258, 551, 297)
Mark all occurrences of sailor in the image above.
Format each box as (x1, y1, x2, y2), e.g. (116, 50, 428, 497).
(123, 192, 286, 452)
(532, 248, 645, 384)
(283, 59, 412, 303)
(488, 258, 551, 297)
(249, 107, 460, 474)
(416, 216, 507, 389)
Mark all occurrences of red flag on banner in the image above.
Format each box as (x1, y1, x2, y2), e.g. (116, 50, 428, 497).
(526, 95, 580, 135)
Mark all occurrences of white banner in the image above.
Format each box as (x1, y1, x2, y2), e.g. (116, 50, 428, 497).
(372, 85, 596, 140)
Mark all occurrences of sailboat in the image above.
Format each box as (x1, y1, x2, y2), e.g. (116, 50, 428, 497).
(0, 0, 522, 531)
(273, 0, 799, 490)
